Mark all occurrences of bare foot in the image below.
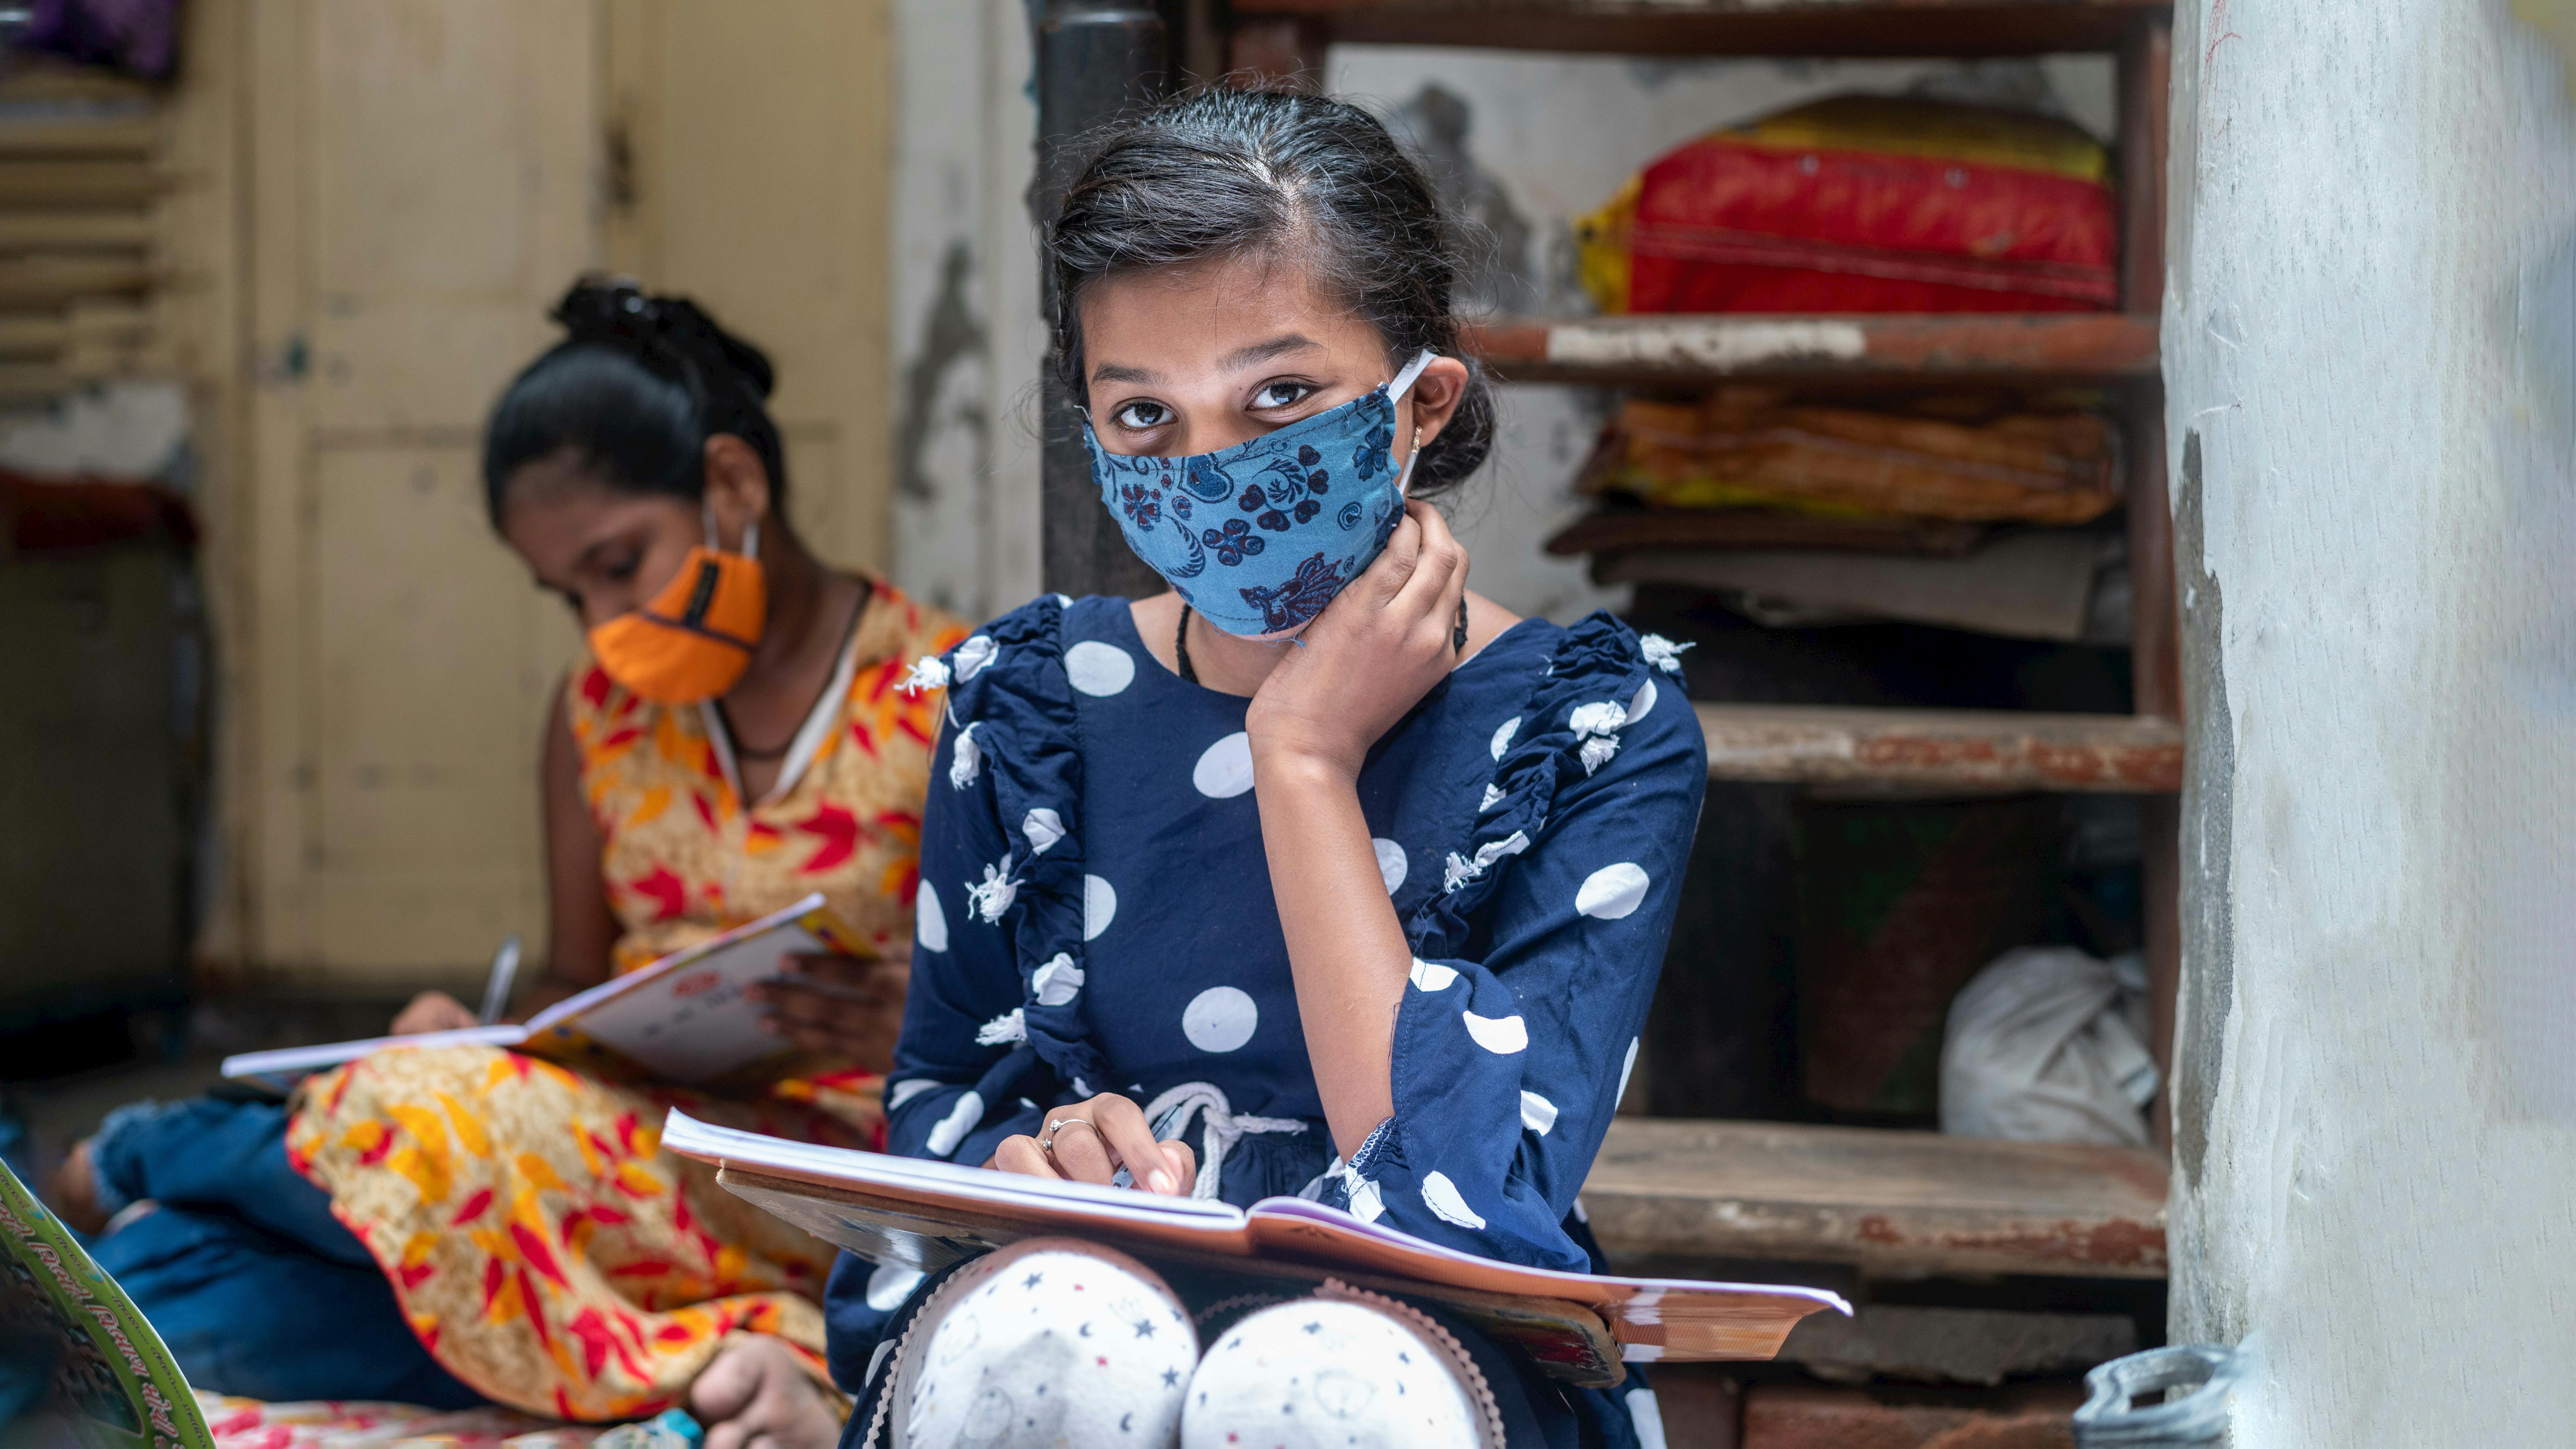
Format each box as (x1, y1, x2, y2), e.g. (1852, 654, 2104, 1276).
(689, 1335, 842, 1449)
(45, 1141, 110, 1236)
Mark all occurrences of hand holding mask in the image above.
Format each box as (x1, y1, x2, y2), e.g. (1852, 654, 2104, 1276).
(1243, 498, 1474, 782)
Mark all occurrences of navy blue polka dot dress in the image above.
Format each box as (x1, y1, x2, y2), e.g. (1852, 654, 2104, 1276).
(826, 593, 1707, 1445)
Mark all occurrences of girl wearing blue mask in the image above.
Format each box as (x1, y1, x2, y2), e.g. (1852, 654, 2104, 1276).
(828, 88, 1707, 1449)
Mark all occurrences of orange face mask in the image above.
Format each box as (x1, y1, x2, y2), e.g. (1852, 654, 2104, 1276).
(588, 513, 767, 704)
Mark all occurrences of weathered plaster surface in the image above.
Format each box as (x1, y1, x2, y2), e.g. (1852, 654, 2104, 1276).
(889, 0, 1043, 623)
(2164, 0, 2576, 1438)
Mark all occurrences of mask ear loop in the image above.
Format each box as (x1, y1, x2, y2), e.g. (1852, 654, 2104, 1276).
(1386, 349, 1439, 404)
(703, 495, 761, 561)
(1387, 351, 1439, 494)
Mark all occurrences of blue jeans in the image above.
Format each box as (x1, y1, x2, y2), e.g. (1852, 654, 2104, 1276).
(84, 1097, 483, 1408)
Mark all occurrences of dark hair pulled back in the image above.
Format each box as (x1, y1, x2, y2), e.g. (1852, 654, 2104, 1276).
(481, 276, 785, 526)
(1046, 86, 1495, 499)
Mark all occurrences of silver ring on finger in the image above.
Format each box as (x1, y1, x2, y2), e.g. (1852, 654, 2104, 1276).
(1038, 1116, 1102, 1168)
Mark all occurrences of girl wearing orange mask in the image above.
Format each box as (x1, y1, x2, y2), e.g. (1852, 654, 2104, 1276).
(55, 281, 962, 1446)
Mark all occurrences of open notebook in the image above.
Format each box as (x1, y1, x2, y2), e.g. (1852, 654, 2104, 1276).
(663, 1111, 1849, 1380)
(220, 894, 867, 1091)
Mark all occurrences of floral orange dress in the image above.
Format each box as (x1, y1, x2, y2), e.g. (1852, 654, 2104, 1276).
(286, 580, 966, 1422)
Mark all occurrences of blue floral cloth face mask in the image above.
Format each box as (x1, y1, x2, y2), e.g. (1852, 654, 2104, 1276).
(1086, 350, 1439, 637)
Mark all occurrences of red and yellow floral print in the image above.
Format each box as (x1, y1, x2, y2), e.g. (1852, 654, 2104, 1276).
(290, 1047, 865, 1420)
(280, 579, 966, 1419)
(565, 579, 967, 973)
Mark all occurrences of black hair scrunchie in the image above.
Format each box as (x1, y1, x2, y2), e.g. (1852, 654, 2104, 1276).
(549, 275, 776, 404)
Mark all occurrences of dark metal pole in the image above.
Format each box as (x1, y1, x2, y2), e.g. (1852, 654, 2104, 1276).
(1035, 2, 1170, 600)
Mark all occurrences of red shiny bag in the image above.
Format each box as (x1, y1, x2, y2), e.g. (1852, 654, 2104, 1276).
(1579, 96, 2121, 314)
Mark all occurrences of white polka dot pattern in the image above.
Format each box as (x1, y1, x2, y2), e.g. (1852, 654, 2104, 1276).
(1519, 1090, 1558, 1135)
(1192, 731, 1256, 798)
(1420, 1170, 1487, 1230)
(1032, 954, 1085, 1007)
(1617, 1037, 1639, 1107)
(1628, 675, 1658, 724)
(1576, 862, 1652, 920)
(1408, 958, 1458, 992)
(1628, 1387, 1670, 1449)
(924, 1090, 984, 1157)
(1082, 875, 1117, 941)
(865, 1261, 924, 1311)
(1021, 807, 1065, 854)
(1372, 837, 1408, 893)
(914, 881, 948, 952)
(950, 634, 998, 682)
(1064, 639, 1137, 697)
(886, 1077, 935, 1111)
(1182, 986, 1258, 1053)
(1489, 716, 1520, 760)
(1461, 1010, 1529, 1054)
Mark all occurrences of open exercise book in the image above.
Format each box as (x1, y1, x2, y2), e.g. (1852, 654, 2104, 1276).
(663, 1112, 1849, 1383)
(220, 894, 867, 1091)
(0, 1161, 215, 1449)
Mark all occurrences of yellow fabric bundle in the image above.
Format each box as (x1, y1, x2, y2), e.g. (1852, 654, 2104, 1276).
(1592, 393, 2120, 525)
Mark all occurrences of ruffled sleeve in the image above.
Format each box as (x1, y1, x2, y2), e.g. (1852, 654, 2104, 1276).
(1323, 615, 1707, 1271)
(880, 596, 1107, 1169)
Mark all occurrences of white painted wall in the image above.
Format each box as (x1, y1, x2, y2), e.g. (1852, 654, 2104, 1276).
(888, 0, 1045, 625)
(2163, 0, 2576, 1441)
(889, 26, 2112, 627)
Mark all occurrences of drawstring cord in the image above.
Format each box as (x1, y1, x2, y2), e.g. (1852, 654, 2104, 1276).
(1137, 1081, 1306, 1201)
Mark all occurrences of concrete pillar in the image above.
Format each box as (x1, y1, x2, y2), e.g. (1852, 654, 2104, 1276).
(2163, 1, 2576, 1441)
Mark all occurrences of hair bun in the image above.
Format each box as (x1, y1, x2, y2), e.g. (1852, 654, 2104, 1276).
(550, 275, 776, 402)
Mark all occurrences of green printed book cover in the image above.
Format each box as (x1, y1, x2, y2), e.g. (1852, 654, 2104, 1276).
(0, 1161, 213, 1449)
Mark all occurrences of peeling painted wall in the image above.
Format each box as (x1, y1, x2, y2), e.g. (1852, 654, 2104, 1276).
(888, 0, 1044, 624)
(2164, 0, 2576, 1440)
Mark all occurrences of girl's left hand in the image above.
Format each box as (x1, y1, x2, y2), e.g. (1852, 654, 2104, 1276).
(1245, 499, 1469, 780)
(747, 953, 908, 1069)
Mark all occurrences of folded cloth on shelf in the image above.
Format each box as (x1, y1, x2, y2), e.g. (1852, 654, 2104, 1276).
(1592, 527, 2125, 644)
(1545, 502, 1988, 561)
(1588, 392, 2119, 525)
(1575, 95, 2119, 315)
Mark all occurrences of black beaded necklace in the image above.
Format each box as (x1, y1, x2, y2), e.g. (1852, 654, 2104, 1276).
(1175, 597, 1469, 686)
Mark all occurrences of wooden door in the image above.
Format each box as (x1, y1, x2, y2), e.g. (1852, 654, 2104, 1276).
(234, 0, 598, 988)
(604, 0, 895, 577)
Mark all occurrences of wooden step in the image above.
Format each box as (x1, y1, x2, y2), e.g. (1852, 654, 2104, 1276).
(1234, 0, 2168, 58)
(1582, 1118, 2169, 1279)
(1463, 313, 2160, 387)
(1695, 703, 2183, 793)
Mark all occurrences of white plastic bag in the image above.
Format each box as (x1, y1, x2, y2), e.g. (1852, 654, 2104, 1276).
(1940, 946, 2158, 1147)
